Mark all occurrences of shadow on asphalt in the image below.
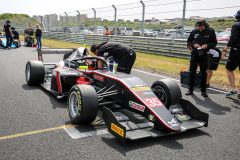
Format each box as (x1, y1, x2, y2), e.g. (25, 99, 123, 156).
(229, 98, 240, 109)
(180, 85, 224, 95)
(22, 84, 39, 90)
(101, 129, 210, 156)
(180, 85, 232, 115)
(22, 84, 66, 109)
(191, 95, 231, 115)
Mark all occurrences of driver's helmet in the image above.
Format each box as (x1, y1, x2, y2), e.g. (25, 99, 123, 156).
(76, 47, 89, 57)
(67, 47, 89, 60)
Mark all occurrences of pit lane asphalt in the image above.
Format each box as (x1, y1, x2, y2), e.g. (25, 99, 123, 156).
(0, 47, 239, 160)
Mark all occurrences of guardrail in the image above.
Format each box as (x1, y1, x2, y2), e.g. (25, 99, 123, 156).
(43, 32, 227, 61)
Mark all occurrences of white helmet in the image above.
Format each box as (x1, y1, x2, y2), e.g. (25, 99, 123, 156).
(76, 47, 89, 57)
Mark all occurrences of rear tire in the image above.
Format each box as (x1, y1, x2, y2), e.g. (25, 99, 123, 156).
(25, 60, 45, 85)
(151, 79, 182, 109)
(68, 85, 98, 124)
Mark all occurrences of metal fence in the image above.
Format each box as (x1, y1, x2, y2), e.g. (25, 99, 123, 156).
(43, 31, 227, 60)
(34, 0, 240, 37)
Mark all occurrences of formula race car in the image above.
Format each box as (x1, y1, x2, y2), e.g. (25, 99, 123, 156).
(0, 36, 19, 48)
(25, 47, 209, 142)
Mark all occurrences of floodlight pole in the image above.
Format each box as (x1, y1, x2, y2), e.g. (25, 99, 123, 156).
(76, 10, 81, 33)
(64, 12, 68, 32)
(181, 0, 187, 38)
(112, 5, 117, 35)
(140, 0, 145, 35)
(92, 8, 96, 34)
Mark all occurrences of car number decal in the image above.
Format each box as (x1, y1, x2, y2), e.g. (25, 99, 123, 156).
(143, 97, 163, 108)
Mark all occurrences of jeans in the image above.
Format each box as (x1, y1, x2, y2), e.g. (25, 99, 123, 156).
(6, 34, 13, 48)
(36, 37, 42, 48)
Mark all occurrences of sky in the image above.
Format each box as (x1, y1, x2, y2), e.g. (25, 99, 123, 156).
(0, 0, 239, 20)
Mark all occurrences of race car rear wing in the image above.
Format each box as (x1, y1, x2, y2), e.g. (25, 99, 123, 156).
(37, 48, 77, 62)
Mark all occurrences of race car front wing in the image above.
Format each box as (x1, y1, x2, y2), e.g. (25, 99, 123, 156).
(102, 99, 208, 142)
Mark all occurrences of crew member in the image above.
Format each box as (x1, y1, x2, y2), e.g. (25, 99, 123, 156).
(90, 42, 136, 74)
(11, 27, 20, 47)
(206, 47, 222, 88)
(3, 20, 13, 49)
(222, 10, 240, 98)
(186, 19, 217, 97)
(104, 27, 110, 35)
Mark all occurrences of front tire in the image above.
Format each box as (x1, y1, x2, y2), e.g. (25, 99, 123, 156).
(25, 60, 45, 86)
(68, 85, 98, 124)
(151, 79, 182, 109)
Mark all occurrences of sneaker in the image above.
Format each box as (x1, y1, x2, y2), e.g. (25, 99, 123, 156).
(201, 92, 208, 97)
(225, 90, 238, 97)
(185, 90, 193, 96)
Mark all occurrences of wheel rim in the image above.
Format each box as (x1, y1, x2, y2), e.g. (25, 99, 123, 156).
(26, 64, 31, 82)
(69, 92, 81, 118)
(153, 86, 168, 105)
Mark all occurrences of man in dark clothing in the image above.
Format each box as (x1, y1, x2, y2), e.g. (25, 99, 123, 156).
(3, 20, 13, 48)
(222, 10, 240, 98)
(90, 42, 136, 74)
(11, 27, 19, 39)
(186, 19, 217, 97)
(11, 27, 20, 47)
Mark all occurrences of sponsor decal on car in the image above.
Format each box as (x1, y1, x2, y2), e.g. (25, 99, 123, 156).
(111, 123, 124, 137)
(78, 66, 88, 70)
(167, 118, 179, 127)
(129, 101, 145, 112)
(131, 86, 150, 92)
(93, 74, 104, 82)
(148, 114, 155, 121)
(136, 90, 155, 96)
(76, 91, 82, 111)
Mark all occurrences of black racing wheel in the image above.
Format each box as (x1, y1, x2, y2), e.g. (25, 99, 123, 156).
(151, 79, 182, 109)
(25, 60, 45, 86)
(68, 84, 98, 124)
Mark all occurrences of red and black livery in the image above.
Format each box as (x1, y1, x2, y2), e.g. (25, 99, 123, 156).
(25, 48, 208, 142)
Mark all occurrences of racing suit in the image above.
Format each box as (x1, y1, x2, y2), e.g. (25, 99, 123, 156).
(225, 22, 240, 71)
(187, 27, 217, 92)
(97, 42, 136, 74)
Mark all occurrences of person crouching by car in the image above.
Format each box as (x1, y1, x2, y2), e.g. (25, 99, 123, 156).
(186, 19, 217, 97)
(35, 24, 42, 49)
(11, 27, 21, 47)
(90, 42, 136, 74)
(206, 48, 222, 88)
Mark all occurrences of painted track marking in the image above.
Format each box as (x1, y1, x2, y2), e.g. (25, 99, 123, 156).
(0, 125, 76, 141)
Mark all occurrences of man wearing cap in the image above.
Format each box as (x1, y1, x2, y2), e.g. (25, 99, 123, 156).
(186, 19, 217, 97)
(222, 10, 240, 98)
(3, 20, 13, 48)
